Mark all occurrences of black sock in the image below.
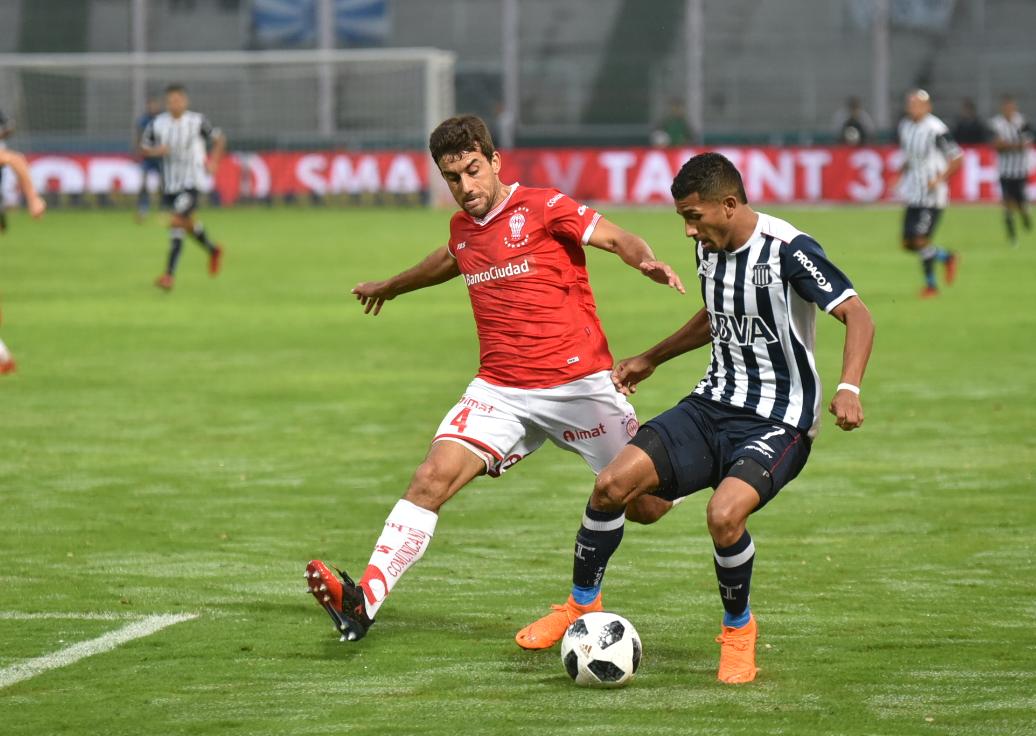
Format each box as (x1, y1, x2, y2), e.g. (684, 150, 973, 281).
(1005, 211, 1017, 241)
(714, 530, 755, 625)
(190, 222, 216, 254)
(571, 503, 625, 603)
(167, 228, 184, 275)
(0, 211, 7, 232)
(919, 247, 937, 288)
(1021, 210, 1032, 231)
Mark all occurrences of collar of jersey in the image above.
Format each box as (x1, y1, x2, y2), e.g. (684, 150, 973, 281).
(471, 183, 520, 226)
(728, 212, 765, 255)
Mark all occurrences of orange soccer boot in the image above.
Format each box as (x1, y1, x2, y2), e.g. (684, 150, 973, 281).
(515, 594, 602, 650)
(715, 613, 759, 684)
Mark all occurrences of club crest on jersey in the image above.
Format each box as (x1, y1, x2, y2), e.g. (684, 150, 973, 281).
(504, 206, 531, 248)
(698, 259, 715, 278)
(752, 264, 773, 287)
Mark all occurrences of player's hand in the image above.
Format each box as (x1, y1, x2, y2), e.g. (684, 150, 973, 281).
(351, 280, 396, 315)
(828, 389, 863, 431)
(638, 260, 685, 294)
(612, 355, 656, 396)
(26, 195, 46, 219)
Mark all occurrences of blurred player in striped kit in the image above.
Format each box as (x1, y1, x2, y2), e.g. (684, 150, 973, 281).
(896, 89, 963, 298)
(989, 95, 1033, 246)
(140, 84, 225, 291)
(0, 148, 47, 374)
(0, 107, 16, 234)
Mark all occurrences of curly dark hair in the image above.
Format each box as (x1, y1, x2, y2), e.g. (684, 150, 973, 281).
(671, 152, 747, 204)
(429, 115, 496, 165)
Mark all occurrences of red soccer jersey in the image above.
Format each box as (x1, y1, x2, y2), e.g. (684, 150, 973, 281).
(447, 184, 614, 389)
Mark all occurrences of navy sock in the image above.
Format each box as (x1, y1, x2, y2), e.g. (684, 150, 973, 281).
(1005, 211, 1017, 241)
(919, 246, 937, 288)
(571, 503, 625, 604)
(714, 530, 755, 626)
(190, 222, 216, 253)
(1021, 210, 1032, 231)
(166, 228, 185, 275)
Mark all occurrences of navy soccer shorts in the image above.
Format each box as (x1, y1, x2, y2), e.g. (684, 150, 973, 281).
(1000, 177, 1028, 205)
(163, 189, 199, 216)
(141, 157, 162, 175)
(902, 206, 943, 240)
(630, 394, 810, 509)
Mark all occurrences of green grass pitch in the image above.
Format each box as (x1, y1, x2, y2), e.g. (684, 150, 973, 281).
(0, 203, 1033, 735)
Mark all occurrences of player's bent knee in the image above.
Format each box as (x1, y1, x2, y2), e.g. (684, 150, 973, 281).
(706, 500, 747, 545)
(591, 469, 637, 512)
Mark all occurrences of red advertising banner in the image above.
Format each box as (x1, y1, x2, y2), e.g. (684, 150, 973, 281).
(9, 146, 1031, 206)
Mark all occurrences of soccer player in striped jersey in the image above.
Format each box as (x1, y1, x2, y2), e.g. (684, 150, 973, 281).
(0, 107, 15, 234)
(0, 147, 47, 374)
(896, 89, 962, 298)
(140, 84, 225, 291)
(989, 95, 1033, 246)
(516, 153, 875, 685)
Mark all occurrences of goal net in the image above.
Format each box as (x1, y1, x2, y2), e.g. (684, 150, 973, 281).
(0, 48, 455, 152)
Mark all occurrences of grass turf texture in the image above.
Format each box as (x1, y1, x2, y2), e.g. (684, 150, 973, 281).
(0, 205, 1033, 736)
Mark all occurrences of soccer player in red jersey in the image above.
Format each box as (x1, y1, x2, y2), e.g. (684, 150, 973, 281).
(306, 115, 685, 641)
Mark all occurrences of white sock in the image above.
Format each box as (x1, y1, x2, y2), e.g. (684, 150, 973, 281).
(358, 499, 438, 619)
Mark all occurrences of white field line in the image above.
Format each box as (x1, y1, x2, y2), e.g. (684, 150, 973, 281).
(0, 611, 141, 621)
(0, 613, 198, 689)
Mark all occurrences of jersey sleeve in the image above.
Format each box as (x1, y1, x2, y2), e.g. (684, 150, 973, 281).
(141, 120, 157, 148)
(199, 115, 221, 144)
(935, 130, 962, 159)
(445, 212, 465, 258)
(542, 189, 601, 246)
(781, 235, 857, 313)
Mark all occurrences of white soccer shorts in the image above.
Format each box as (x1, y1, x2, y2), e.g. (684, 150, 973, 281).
(432, 370, 640, 476)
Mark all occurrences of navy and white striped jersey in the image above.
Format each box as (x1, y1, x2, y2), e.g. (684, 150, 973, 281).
(142, 110, 220, 193)
(693, 213, 856, 438)
(897, 113, 962, 208)
(989, 112, 1033, 179)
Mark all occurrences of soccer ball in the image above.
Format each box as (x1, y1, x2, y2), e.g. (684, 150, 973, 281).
(560, 611, 642, 688)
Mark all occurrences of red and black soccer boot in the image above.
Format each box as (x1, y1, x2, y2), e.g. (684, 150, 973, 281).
(305, 560, 373, 642)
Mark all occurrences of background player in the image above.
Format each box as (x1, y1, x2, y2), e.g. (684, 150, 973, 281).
(896, 89, 962, 298)
(134, 98, 163, 222)
(0, 106, 15, 234)
(0, 147, 47, 374)
(140, 84, 225, 290)
(989, 95, 1033, 246)
(516, 153, 875, 685)
(306, 115, 685, 642)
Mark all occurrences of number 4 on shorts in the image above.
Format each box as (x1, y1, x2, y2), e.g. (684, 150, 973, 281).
(450, 407, 471, 434)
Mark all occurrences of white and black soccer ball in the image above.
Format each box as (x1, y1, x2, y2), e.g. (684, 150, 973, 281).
(560, 611, 642, 688)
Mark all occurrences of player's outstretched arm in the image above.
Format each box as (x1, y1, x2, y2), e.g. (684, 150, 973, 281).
(0, 149, 45, 218)
(586, 219, 685, 294)
(612, 308, 711, 395)
(352, 245, 460, 316)
(827, 296, 875, 431)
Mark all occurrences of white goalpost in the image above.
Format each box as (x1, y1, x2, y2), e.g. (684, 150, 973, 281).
(0, 48, 455, 152)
